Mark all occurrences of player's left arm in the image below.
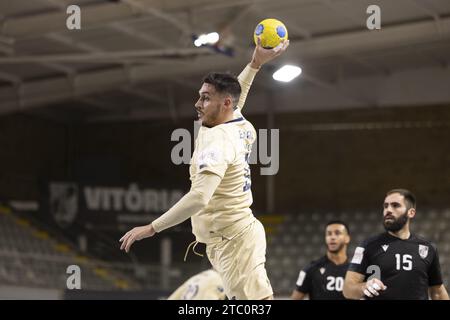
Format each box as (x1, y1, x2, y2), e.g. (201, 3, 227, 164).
(427, 245, 448, 299)
(429, 285, 449, 300)
(151, 172, 222, 232)
(236, 39, 289, 111)
(119, 172, 222, 252)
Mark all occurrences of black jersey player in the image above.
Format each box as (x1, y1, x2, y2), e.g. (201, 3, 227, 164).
(344, 189, 449, 300)
(292, 221, 350, 300)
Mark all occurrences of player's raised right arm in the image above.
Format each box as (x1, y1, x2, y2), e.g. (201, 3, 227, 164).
(236, 38, 289, 112)
(236, 64, 259, 111)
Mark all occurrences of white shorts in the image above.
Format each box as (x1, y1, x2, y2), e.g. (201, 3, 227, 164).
(206, 219, 273, 300)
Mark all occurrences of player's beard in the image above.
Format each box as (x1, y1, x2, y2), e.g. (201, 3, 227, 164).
(383, 210, 409, 232)
(201, 104, 221, 127)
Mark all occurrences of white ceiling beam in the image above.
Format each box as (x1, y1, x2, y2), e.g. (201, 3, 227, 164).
(405, 0, 445, 39)
(0, 47, 212, 63)
(2, 2, 137, 38)
(72, 65, 450, 122)
(301, 72, 374, 107)
(0, 30, 14, 54)
(2, 17, 450, 114)
(121, 0, 190, 34)
(406, 0, 441, 21)
(0, 70, 21, 84)
(109, 22, 169, 48)
(42, 62, 76, 76)
(191, 0, 309, 13)
(317, 0, 362, 26)
(3, 16, 447, 65)
(42, 0, 68, 10)
(340, 53, 388, 75)
(78, 96, 113, 110)
(170, 78, 201, 90)
(121, 86, 167, 104)
(0, 35, 14, 45)
(0, 43, 14, 55)
(4, 0, 97, 80)
(46, 32, 104, 53)
(295, 17, 450, 59)
(0, 53, 238, 115)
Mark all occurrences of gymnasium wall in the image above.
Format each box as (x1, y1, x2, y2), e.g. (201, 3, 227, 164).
(1, 104, 450, 213)
(0, 114, 67, 200)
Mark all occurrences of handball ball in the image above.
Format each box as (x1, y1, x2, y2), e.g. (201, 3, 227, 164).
(253, 18, 288, 49)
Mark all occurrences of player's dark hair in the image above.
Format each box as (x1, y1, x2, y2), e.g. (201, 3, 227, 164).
(202, 72, 242, 108)
(326, 220, 350, 235)
(386, 188, 416, 210)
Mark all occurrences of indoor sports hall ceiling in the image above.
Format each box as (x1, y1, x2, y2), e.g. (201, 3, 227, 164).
(1, 0, 450, 122)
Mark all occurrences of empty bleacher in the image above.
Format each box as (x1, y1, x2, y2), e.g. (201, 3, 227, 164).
(0, 206, 139, 291)
(2, 203, 448, 299)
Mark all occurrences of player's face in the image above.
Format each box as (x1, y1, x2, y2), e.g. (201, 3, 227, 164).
(383, 193, 411, 232)
(325, 224, 349, 253)
(195, 83, 225, 127)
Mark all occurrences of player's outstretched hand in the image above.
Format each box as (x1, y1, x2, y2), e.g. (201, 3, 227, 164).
(250, 37, 290, 69)
(119, 223, 155, 253)
(363, 278, 387, 298)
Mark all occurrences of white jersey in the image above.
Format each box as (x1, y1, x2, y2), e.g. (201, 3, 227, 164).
(167, 269, 226, 300)
(152, 65, 260, 239)
(190, 116, 257, 243)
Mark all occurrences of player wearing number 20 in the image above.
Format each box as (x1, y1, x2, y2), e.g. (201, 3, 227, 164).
(344, 189, 449, 300)
(292, 221, 351, 300)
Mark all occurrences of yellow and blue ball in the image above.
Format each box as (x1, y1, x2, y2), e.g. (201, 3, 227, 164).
(253, 18, 288, 49)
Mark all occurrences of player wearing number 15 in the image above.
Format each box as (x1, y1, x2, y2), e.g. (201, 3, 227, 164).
(344, 189, 449, 300)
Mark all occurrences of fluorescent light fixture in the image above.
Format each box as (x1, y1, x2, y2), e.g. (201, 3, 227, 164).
(206, 32, 219, 44)
(198, 34, 208, 44)
(273, 65, 302, 82)
(194, 32, 220, 47)
(194, 39, 203, 47)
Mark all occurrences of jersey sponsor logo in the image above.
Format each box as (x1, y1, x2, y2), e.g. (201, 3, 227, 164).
(381, 244, 389, 252)
(419, 244, 429, 259)
(351, 247, 365, 264)
(296, 270, 306, 286)
(239, 129, 253, 139)
(198, 148, 222, 164)
(197, 147, 223, 169)
(319, 267, 325, 275)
